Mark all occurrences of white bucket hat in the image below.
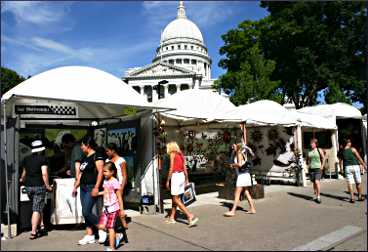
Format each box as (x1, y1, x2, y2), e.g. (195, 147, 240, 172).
(31, 140, 46, 153)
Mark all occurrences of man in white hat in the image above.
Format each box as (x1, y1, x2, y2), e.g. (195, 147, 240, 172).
(19, 139, 53, 240)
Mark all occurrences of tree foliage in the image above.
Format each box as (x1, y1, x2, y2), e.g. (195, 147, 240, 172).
(215, 20, 282, 105)
(217, 1, 367, 109)
(1, 67, 25, 95)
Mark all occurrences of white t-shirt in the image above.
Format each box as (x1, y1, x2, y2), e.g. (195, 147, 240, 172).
(106, 157, 126, 185)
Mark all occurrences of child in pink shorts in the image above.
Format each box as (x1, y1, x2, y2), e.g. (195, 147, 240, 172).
(97, 162, 123, 251)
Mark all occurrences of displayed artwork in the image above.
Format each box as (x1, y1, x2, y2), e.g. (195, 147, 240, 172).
(107, 128, 137, 155)
(123, 155, 135, 185)
(94, 128, 107, 147)
(180, 182, 197, 207)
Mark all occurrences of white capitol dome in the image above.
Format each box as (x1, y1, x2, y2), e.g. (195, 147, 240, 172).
(162, 18, 204, 43)
(152, 1, 212, 80)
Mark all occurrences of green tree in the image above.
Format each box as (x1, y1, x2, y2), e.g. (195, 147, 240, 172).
(260, 1, 367, 109)
(0, 67, 25, 95)
(215, 20, 282, 105)
(217, 1, 367, 109)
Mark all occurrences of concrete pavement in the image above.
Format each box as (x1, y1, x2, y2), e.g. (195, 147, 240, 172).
(2, 176, 366, 251)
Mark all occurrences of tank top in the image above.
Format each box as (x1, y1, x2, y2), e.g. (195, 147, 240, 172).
(106, 156, 126, 185)
(342, 148, 359, 166)
(308, 149, 321, 169)
(172, 152, 185, 173)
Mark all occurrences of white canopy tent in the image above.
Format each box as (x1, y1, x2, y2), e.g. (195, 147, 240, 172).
(289, 110, 337, 130)
(154, 89, 236, 126)
(1, 66, 170, 122)
(223, 100, 297, 126)
(1, 66, 172, 237)
(298, 103, 362, 119)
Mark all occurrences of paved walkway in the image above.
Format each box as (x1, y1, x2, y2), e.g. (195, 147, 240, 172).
(2, 176, 367, 251)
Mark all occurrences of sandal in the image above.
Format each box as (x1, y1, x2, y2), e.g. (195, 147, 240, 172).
(188, 217, 199, 227)
(165, 218, 177, 224)
(29, 232, 39, 240)
(223, 212, 235, 217)
(38, 226, 48, 237)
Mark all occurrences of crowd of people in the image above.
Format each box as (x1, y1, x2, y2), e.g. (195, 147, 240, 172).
(19, 130, 366, 250)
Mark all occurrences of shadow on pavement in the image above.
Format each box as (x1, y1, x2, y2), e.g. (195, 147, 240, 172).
(320, 192, 349, 202)
(344, 191, 367, 197)
(220, 202, 247, 212)
(287, 192, 314, 201)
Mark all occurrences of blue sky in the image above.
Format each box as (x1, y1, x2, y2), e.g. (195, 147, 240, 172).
(1, 1, 269, 79)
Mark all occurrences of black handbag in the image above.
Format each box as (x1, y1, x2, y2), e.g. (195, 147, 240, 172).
(239, 160, 252, 173)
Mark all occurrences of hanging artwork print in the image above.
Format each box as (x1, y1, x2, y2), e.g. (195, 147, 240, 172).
(107, 128, 137, 155)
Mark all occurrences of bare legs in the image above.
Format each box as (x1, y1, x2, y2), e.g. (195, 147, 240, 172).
(169, 195, 195, 222)
(313, 180, 321, 198)
(226, 187, 256, 216)
(31, 212, 41, 235)
(347, 182, 364, 201)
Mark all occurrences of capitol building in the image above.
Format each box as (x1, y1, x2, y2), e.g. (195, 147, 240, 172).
(123, 1, 216, 103)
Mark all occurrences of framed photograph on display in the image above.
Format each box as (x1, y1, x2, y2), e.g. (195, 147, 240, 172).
(107, 128, 137, 155)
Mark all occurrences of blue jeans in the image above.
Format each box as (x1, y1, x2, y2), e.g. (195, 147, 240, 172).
(80, 184, 99, 228)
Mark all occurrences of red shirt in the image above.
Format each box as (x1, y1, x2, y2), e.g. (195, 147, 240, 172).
(172, 152, 185, 173)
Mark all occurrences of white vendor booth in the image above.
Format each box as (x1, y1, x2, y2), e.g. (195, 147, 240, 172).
(154, 89, 239, 201)
(1, 66, 170, 237)
(298, 103, 365, 175)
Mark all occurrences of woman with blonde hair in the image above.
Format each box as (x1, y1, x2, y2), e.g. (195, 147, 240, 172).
(224, 143, 256, 217)
(165, 141, 199, 227)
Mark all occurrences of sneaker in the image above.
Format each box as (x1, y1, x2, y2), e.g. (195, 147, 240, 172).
(115, 233, 123, 248)
(78, 235, 95, 245)
(98, 230, 107, 244)
(104, 247, 113, 251)
(316, 197, 321, 204)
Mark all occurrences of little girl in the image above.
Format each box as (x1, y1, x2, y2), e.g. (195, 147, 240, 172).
(97, 162, 123, 251)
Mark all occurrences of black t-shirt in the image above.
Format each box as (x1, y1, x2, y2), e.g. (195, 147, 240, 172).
(80, 152, 105, 186)
(22, 154, 48, 187)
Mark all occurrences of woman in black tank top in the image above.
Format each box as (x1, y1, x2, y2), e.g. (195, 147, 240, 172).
(72, 136, 105, 245)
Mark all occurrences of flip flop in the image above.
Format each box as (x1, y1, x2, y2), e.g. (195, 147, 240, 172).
(165, 218, 177, 224)
(358, 196, 366, 201)
(245, 211, 256, 214)
(188, 217, 199, 227)
(223, 212, 235, 217)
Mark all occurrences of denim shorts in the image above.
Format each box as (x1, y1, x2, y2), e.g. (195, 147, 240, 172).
(309, 169, 322, 182)
(345, 165, 361, 184)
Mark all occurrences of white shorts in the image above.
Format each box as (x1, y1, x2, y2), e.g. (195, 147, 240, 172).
(345, 165, 361, 184)
(171, 172, 185, 195)
(236, 172, 252, 187)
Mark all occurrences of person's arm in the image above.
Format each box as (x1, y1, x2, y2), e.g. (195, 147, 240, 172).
(120, 161, 127, 189)
(91, 160, 104, 197)
(116, 187, 125, 216)
(352, 148, 366, 168)
(19, 167, 26, 184)
(166, 153, 175, 190)
(72, 162, 81, 197)
(231, 153, 242, 168)
(41, 165, 53, 191)
(319, 149, 326, 170)
(183, 156, 189, 185)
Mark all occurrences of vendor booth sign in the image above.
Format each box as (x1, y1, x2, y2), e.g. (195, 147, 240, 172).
(14, 103, 78, 118)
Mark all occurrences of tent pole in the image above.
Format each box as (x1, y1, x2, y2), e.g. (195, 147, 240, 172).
(297, 125, 307, 186)
(3, 102, 11, 238)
